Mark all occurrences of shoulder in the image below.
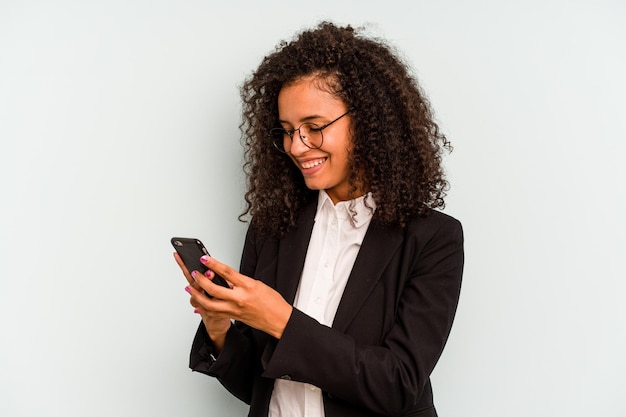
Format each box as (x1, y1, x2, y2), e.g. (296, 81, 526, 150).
(406, 210, 463, 237)
(367, 210, 463, 260)
(401, 211, 464, 257)
(397, 211, 465, 278)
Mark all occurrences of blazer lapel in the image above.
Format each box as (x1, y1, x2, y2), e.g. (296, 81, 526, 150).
(332, 220, 404, 332)
(275, 199, 317, 304)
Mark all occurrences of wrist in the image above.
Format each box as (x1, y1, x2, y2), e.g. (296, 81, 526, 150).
(204, 320, 231, 353)
(268, 303, 293, 339)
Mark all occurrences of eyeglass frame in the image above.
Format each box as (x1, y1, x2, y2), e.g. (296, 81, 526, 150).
(269, 110, 350, 153)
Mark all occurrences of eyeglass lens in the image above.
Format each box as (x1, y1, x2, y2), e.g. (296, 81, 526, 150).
(271, 123, 322, 153)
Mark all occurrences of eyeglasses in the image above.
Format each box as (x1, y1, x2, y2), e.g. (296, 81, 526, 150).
(269, 111, 349, 153)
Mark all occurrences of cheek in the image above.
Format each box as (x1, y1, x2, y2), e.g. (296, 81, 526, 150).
(288, 154, 303, 169)
(336, 147, 352, 171)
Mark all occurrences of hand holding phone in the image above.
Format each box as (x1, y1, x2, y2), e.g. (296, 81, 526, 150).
(172, 237, 293, 341)
(171, 237, 230, 289)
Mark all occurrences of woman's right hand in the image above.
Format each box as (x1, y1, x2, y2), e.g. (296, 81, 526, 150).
(174, 252, 232, 352)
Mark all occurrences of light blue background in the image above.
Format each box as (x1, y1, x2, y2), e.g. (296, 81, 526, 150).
(1, 1, 624, 416)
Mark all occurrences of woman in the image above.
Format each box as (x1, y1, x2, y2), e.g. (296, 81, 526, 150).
(175, 22, 464, 417)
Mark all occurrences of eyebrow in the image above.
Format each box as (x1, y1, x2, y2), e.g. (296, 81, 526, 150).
(278, 114, 327, 125)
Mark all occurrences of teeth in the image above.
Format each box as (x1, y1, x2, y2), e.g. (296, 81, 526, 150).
(301, 158, 325, 169)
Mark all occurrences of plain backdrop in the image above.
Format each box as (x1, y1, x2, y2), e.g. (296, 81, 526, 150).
(1, 1, 625, 416)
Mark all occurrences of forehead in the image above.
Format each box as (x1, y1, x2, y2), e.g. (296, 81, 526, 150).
(277, 76, 346, 121)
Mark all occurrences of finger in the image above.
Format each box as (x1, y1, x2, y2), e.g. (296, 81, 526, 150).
(173, 252, 192, 278)
(186, 284, 232, 319)
(192, 270, 238, 303)
(187, 293, 220, 320)
(174, 252, 202, 288)
(200, 255, 246, 287)
(186, 284, 211, 307)
(189, 295, 202, 309)
(191, 303, 206, 316)
(184, 286, 211, 313)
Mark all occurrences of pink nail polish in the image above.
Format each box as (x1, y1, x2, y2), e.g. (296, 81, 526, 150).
(185, 286, 191, 293)
(191, 271, 197, 279)
(193, 309, 200, 314)
(204, 270, 213, 278)
(200, 255, 209, 263)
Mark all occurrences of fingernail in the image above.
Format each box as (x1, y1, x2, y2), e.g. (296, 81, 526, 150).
(200, 255, 209, 263)
(191, 271, 197, 279)
(193, 309, 200, 314)
(204, 270, 213, 278)
(185, 286, 191, 293)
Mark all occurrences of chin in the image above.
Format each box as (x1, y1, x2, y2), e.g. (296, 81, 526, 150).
(304, 180, 325, 191)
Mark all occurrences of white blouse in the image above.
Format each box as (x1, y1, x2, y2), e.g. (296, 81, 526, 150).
(269, 190, 375, 417)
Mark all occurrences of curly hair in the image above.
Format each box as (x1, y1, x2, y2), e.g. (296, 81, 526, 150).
(239, 22, 451, 238)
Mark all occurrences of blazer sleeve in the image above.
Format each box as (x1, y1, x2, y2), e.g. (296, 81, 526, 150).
(188, 225, 262, 404)
(260, 214, 464, 416)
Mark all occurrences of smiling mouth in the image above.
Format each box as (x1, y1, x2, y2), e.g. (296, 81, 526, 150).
(300, 158, 327, 169)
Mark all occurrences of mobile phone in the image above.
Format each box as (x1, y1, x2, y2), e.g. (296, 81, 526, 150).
(171, 237, 230, 289)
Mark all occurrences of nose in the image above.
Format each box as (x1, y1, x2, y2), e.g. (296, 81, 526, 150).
(288, 128, 309, 155)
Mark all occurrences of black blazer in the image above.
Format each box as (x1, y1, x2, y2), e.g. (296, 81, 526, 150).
(190, 199, 464, 417)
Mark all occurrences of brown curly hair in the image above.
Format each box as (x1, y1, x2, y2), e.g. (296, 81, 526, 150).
(239, 22, 451, 238)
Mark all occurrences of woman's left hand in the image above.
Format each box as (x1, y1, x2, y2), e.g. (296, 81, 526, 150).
(188, 255, 293, 339)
